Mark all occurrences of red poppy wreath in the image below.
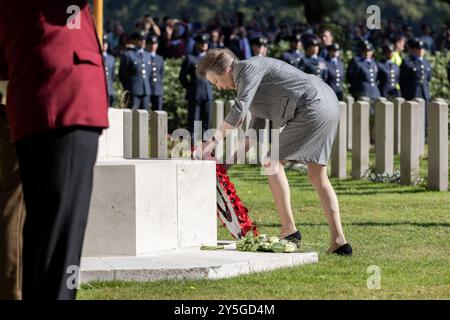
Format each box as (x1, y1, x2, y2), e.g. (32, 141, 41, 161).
(191, 146, 259, 239)
(215, 164, 259, 239)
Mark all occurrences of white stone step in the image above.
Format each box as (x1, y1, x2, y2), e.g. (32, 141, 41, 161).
(80, 243, 318, 282)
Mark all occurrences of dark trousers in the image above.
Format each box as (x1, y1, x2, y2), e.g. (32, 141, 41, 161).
(0, 109, 26, 300)
(15, 126, 101, 300)
(188, 99, 210, 140)
(150, 95, 163, 111)
(128, 95, 150, 110)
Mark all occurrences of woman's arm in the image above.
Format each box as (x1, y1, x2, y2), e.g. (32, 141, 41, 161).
(228, 62, 264, 121)
(223, 136, 252, 170)
(209, 114, 264, 166)
(199, 61, 265, 159)
(212, 62, 265, 143)
(212, 120, 236, 142)
(198, 120, 235, 160)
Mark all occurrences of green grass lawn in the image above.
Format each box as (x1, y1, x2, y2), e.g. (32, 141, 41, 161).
(78, 151, 450, 300)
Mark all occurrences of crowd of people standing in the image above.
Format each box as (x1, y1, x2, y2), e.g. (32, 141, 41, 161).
(104, 9, 449, 136)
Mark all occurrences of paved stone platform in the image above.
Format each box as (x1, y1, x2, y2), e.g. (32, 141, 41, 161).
(80, 241, 318, 282)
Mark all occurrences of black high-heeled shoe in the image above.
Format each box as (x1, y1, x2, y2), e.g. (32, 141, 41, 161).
(332, 243, 353, 256)
(281, 230, 302, 244)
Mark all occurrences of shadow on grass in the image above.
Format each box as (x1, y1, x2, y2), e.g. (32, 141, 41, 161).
(257, 221, 450, 228)
(335, 188, 429, 196)
(231, 166, 436, 195)
(237, 181, 428, 195)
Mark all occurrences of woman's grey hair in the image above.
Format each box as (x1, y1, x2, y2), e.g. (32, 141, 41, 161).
(196, 48, 238, 79)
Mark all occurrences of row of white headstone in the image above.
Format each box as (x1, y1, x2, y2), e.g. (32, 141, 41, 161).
(97, 108, 168, 160)
(103, 96, 448, 192)
(209, 97, 448, 192)
(331, 97, 448, 191)
(84, 98, 447, 256)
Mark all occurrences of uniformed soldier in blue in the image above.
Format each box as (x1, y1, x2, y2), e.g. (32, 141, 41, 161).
(250, 36, 269, 57)
(377, 43, 400, 98)
(346, 40, 380, 103)
(400, 38, 432, 131)
(119, 31, 152, 110)
(179, 33, 213, 136)
(281, 33, 304, 69)
(146, 34, 165, 111)
(324, 43, 345, 101)
(399, 38, 432, 102)
(195, 48, 353, 256)
(102, 34, 116, 107)
(299, 36, 328, 82)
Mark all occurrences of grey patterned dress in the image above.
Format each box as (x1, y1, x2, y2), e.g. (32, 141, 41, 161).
(224, 56, 340, 166)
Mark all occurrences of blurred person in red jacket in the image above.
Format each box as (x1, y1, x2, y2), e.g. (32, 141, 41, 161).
(0, 0, 108, 300)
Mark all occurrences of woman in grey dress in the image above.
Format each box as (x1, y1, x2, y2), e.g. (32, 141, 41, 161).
(195, 48, 352, 255)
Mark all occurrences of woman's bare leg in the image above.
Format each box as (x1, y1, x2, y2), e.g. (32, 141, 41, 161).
(306, 162, 347, 252)
(263, 159, 297, 238)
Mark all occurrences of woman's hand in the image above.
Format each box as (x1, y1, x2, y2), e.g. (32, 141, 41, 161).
(202, 140, 216, 160)
(193, 140, 216, 160)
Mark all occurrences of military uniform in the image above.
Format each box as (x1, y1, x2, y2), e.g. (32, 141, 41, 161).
(300, 37, 328, 81)
(324, 43, 345, 100)
(179, 33, 213, 135)
(103, 51, 115, 106)
(281, 34, 304, 69)
(346, 55, 380, 100)
(300, 55, 328, 81)
(282, 49, 304, 69)
(119, 32, 152, 109)
(377, 58, 400, 98)
(399, 42, 432, 101)
(347, 40, 380, 145)
(147, 35, 164, 111)
(250, 36, 268, 57)
(400, 38, 433, 132)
